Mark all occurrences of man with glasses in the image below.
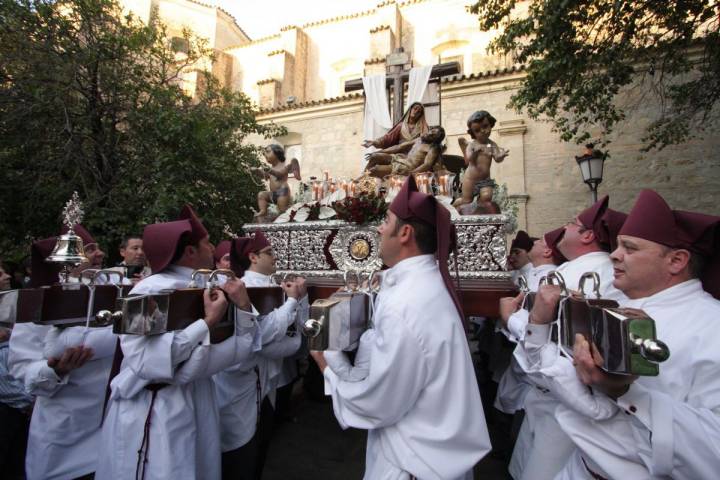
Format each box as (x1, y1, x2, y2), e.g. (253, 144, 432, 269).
(501, 195, 627, 480)
(215, 231, 307, 480)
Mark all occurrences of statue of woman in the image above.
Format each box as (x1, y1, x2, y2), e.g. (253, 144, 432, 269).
(362, 102, 429, 150)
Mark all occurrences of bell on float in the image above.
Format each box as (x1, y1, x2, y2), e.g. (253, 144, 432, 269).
(46, 229, 89, 283)
(47, 230, 88, 265)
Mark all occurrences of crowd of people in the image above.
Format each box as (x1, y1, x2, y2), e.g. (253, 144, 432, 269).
(0, 177, 718, 480)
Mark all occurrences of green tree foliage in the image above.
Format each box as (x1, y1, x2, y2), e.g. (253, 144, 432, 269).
(471, 0, 719, 151)
(0, 0, 284, 261)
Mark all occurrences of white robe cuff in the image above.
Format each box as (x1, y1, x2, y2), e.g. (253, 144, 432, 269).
(184, 319, 210, 346)
(616, 382, 653, 428)
(31, 363, 69, 395)
(507, 309, 530, 342)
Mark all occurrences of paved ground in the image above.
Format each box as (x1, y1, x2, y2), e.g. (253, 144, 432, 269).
(263, 342, 514, 480)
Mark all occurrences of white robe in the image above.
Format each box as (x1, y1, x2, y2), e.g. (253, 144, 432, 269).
(512, 262, 534, 287)
(97, 264, 257, 480)
(495, 262, 559, 414)
(323, 255, 491, 480)
(552, 279, 720, 480)
(212, 270, 305, 452)
(509, 251, 627, 480)
(9, 323, 115, 479)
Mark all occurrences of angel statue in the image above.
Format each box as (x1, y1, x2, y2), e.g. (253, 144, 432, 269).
(252, 144, 302, 222)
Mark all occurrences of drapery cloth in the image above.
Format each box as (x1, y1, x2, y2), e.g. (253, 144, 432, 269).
(361, 68, 432, 171)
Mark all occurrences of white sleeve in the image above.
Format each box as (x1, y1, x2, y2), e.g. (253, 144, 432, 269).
(323, 306, 427, 430)
(614, 381, 720, 479)
(324, 329, 375, 383)
(8, 323, 67, 396)
(120, 319, 209, 383)
(257, 298, 298, 345)
(507, 309, 530, 342)
(172, 328, 257, 384)
(259, 333, 301, 360)
(513, 323, 617, 421)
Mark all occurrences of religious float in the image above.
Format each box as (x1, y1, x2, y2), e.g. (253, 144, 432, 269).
(243, 171, 517, 319)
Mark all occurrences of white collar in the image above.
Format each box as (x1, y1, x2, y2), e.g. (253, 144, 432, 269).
(164, 264, 195, 279)
(383, 254, 435, 287)
(243, 270, 272, 282)
(624, 279, 705, 309)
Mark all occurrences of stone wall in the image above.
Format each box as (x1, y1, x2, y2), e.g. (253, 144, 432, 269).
(256, 72, 720, 237)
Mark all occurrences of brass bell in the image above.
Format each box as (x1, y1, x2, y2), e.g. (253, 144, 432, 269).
(47, 230, 88, 266)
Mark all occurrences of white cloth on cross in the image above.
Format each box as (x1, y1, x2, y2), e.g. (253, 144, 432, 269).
(361, 67, 433, 172)
(362, 74, 393, 168)
(406, 65, 432, 107)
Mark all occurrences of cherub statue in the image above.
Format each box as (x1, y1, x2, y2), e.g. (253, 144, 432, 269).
(253, 144, 301, 221)
(453, 111, 509, 214)
(363, 126, 446, 179)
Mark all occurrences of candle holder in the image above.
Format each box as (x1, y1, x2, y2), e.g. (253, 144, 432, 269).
(384, 174, 406, 202)
(436, 171, 456, 199)
(311, 179, 324, 201)
(413, 172, 435, 195)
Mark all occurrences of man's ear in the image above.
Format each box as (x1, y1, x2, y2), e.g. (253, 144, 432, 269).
(580, 229, 596, 246)
(398, 223, 414, 245)
(667, 248, 691, 275)
(248, 252, 259, 265)
(542, 247, 554, 259)
(184, 245, 197, 258)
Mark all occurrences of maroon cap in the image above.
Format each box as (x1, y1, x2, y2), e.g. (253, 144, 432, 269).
(544, 227, 568, 265)
(230, 230, 271, 277)
(619, 189, 720, 298)
(214, 240, 232, 263)
(143, 220, 193, 273)
(179, 205, 209, 244)
(60, 224, 96, 247)
(577, 195, 625, 252)
(602, 209, 628, 253)
(510, 231, 535, 252)
(30, 237, 61, 287)
(389, 176, 464, 321)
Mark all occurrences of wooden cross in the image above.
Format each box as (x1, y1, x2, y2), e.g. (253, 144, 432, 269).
(344, 47, 460, 124)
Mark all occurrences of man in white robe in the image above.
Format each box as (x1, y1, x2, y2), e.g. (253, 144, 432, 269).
(214, 230, 307, 480)
(503, 196, 627, 480)
(97, 205, 258, 480)
(311, 176, 491, 480)
(8, 227, 116, 480)
(521, 189, 720, 479)
(495, 230, 565, 415)
(509, 230, 536, 286)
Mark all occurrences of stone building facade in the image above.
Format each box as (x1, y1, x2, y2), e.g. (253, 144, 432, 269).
(122, 0, 720, 235)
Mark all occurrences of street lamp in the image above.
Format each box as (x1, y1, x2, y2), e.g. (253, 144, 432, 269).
(575, 145, 606, 203)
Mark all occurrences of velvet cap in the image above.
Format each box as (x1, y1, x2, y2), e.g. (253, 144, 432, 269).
(30, 237, 61, 287)
(389, 176, 464, 321)
(577, 195, 626, 252)
(230, 230, 271, 277)
(214, 240, 232, 263)
(543, 227, 568, 265)
(510, 231, 535, 252)
(619, 189, 720, 298)
(143, 204, 209, 273)
(179, 205, 209, 243)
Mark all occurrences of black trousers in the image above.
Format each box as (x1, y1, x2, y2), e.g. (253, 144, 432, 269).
(221, 397, 275, 480)
(0, 402, 30, 480)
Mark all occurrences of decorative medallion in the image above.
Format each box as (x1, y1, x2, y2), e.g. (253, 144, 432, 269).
(329, 227, 383, 272)
(349, 238, 371, 260)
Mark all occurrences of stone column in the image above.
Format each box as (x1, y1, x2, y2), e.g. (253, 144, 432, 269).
(495, 119, 529, 230)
